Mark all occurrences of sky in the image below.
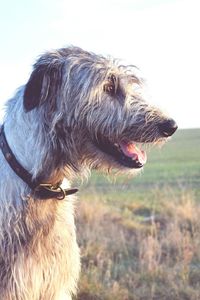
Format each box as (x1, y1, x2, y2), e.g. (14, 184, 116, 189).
(0, 0, 199, 128)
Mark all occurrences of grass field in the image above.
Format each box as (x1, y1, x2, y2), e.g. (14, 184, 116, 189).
(75, 128, 200, 300)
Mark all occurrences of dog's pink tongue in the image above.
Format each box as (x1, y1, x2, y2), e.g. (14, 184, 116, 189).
(119, 142, 147, 164)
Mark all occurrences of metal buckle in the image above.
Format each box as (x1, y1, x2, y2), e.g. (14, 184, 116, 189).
(34, 183, 78, 200)
(35, 183, 66, 200)
(37, 183, 57, 189)
(53, 186, 66, 200)
(35, 183, 52, 191)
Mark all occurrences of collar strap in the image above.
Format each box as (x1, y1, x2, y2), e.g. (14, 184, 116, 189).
(0, 125, 78, 200)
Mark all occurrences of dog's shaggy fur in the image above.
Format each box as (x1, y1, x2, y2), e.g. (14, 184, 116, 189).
(0, 46, 177, 299)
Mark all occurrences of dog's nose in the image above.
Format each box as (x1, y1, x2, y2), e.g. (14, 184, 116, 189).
(158, 119, 178, 137)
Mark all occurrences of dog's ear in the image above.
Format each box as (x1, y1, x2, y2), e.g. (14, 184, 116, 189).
(23, 63, 62, 112)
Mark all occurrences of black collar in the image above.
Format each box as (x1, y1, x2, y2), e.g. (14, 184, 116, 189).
(0, 125, 78, 200)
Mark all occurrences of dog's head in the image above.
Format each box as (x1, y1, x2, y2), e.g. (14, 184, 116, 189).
(23, 46, 177, 175)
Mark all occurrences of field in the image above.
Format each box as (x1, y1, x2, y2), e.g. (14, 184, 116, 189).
(75, 128, 200, 300)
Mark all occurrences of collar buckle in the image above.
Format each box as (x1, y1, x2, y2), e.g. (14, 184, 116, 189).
(34, 183, 78, 200)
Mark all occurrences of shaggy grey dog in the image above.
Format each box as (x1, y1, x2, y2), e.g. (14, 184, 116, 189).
(0, 46, 177, 299)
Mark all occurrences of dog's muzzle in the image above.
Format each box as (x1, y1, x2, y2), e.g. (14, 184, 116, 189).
(158, 119, 178, 137)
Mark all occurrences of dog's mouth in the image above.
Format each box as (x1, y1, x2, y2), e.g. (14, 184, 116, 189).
(94, 137, 147, 169)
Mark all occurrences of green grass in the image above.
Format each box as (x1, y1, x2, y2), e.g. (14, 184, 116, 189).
(142, 128, 200, 184)
(75, 128, 200, 300)
(79, 128, 200, 200)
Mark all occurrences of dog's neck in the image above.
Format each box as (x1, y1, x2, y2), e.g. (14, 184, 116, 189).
(4, 91, 67, 185)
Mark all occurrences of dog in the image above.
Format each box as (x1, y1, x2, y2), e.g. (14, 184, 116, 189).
(0, 46, 177, 299)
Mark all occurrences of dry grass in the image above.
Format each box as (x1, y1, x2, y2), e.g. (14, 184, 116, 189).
(75, 189, 200, 300)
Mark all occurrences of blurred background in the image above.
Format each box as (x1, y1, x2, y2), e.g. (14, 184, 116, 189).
(0, 1, 200, 299)
(0, 0, 199, 129)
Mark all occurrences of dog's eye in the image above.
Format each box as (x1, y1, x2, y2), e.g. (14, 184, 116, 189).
(103, 74, 117, 96)
(103, 83, 115, 95)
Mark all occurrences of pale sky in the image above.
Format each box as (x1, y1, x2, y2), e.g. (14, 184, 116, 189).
(0, 0, 199, 128)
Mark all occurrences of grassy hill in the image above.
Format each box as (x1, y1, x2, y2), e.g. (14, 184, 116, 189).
(76, 128, 200, 300)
